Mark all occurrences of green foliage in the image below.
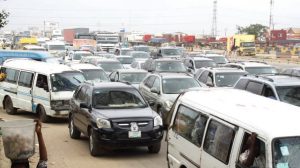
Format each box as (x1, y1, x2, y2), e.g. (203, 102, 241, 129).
(237, 24, 268, 39)
(0, 10, 9, 29)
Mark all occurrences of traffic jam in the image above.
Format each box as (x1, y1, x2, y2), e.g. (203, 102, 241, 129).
(1, 1, 300, 168)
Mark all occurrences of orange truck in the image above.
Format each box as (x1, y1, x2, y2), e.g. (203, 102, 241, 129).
(73, 39, 96, 50)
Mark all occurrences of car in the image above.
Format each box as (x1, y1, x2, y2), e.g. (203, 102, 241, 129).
(68, 82, 163, 156)
(0, 59, 85, 122)
(66, 50, 93, 63)
(133, 45, 151, 53)
(143, 58, 189, 73)
(234, 74, 300, 107)
(115, 55, 135, 69)
(109, 69, 148, 88)
(166, 88, 300, 168)
(139, 73, 202, 124)
(94, 53, 116, 59)
(129, 51, 150, 61)
(80, 56, 102, 64)
(182, 57, 216, 74)
(195, 67, 247, 87)
(225, 61, 278, 75)
(130, 60, 146, 69)
(23, 45, 46, 51)
(202, 54, 228, 65)
(156, 47, 181, 59)
(68, 63, 109, 82)
(90, 58, 124, 75)
(115, 48, 134, 56)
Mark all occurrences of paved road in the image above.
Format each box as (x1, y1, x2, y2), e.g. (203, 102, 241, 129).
(0, 110, 168, 168)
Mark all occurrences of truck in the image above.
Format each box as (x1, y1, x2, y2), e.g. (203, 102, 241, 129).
(63, 28, 90, 44)
(95, 32, 120, 52)
(227, 34, 256, 56)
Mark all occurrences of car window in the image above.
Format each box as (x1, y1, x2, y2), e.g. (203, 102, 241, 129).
(76, 86, 87, 102)
(262, 85, 276, 99)
(146, 76, 156, 88)
(36, 74, 48, 90)
(199, 71, 209, 83)
(235, 78, 249, 90)
(246, 81, 264, 95)
(203, 119, 236, 164)
(152, 77, 160, 90)
(4, 68, 19, 84)
(237, 133, 266, 168)
(19, 71, 34, 88)
(173, 105, 208, 147)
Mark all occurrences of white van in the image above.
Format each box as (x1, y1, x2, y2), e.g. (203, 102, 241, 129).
(68, 63, 109, 82)
(167, 88, 300, 168)
(0, 59, 85, 122)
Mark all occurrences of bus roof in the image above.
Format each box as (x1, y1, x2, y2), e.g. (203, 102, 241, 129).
(3, 59, 76, 75)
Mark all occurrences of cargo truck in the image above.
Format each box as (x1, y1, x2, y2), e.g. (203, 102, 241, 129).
(227, 34, 256, 56)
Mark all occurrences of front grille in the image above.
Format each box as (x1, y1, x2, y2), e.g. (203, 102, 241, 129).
(112, 118, 153, 131)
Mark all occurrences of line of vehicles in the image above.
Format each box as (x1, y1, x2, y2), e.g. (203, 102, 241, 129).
(0, 44, 299, 167)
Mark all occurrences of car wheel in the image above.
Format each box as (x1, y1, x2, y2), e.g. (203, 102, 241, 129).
(38, 105, 50, 123)
(89, 128, 104, 156)
(4, 97, 17, 115)
(69, 116, 81, 139)
(148, 142, 161, 153)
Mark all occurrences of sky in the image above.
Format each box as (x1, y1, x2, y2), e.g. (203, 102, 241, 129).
(1, 0, 300, 36)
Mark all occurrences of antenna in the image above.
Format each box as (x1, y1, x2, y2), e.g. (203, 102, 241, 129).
(269, 0, 274, 31)
(211, 0, 218, 37)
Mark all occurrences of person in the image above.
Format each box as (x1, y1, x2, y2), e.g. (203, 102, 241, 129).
(10, 120, 48, 168)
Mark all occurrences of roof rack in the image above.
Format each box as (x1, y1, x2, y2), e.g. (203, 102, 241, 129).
(255, 74, 274, 82)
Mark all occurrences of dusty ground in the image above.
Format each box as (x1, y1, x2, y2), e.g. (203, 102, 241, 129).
(0, 110, 167, 168)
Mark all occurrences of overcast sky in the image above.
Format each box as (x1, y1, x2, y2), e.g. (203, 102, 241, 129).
(1, 0, 300, 36)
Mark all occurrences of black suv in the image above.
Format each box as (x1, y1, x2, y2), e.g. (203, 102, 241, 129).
(68, 82, 163, 156)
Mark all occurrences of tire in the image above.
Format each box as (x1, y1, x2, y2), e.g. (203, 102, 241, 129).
(4, 97, 17, 115)
(69, 116, 81, 139)
(148, 142, 161, 153)
(37, 105, 50, 123)
(89, 128, 105, 156)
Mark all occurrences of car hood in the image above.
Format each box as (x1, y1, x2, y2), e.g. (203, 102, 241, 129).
(161, 94, 179, 103)
(92, 107, 155, 119)
(51, 91, 74, 100)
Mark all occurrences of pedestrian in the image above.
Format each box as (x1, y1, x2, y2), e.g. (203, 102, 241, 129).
(10, 120, 48, 168)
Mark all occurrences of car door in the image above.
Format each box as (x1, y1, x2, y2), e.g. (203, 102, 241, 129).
(200, 118, 237, 168)
(168, 105, 208, 168)
(32, 74, 50, 113)
(16, 71, 34, 112)
(73, 86, 88, 132)
(79, 87, 92, 135)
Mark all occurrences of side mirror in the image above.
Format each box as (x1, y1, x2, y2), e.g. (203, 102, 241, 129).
(148, 100, 155, 106)
(206, 80, 214, 87)
(110, 78, 115, 82)
(80, 102, 88, 109)
(187, 68, 192, 73)
(150, 87, 160, 94)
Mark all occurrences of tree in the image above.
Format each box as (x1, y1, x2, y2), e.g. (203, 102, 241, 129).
(0, 10, 9, 29)
(237, 24, 268, 40)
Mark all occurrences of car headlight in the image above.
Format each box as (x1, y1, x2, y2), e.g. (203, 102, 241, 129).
(164, 100, 173, 111)
(96, 118, 111, 129)
(154, 115, 163, 127)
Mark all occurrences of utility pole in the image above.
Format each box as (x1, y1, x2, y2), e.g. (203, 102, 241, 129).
(269, 0, 274, 31)
(43, 20, 46, 37)
(211, 0, 217, 37)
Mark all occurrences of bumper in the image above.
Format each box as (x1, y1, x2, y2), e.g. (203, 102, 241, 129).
(92, 126, 164, 148)
(46, 107, 69, 118)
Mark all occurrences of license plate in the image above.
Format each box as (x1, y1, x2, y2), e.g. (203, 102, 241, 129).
(128, 131, 141, 138)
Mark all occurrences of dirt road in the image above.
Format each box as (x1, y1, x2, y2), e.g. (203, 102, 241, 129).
(0, 110, 167, 168)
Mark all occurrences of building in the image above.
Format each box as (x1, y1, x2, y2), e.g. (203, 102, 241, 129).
(271, 29, 287, 41)
(287, 28, 300, 40)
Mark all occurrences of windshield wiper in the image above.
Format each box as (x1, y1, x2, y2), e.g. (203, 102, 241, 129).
(73, 77, 82, 83)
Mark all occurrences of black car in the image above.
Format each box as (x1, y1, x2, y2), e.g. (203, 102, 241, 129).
(68, 82, 163, 156)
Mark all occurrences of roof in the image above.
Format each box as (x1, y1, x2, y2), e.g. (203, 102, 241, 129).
(97, 59, 120, 63)
(116, 55, 133, 58)
(228, 61, 271, 67)
(116, 69, 147, 73)
(45, 40, 65, 45)
(0, 50, 51, 59)
(182, 88, 300, 139)
(156, 72, 192, 78)
(68, 63, 102, 70)
(155, 58, 182, 62)
(246, 74, 300, 86)
(204, 67, 246, 73)
(288, 28, 300, 34)
(190, 57, 213, 61)
(3, 59, 77, 75)
(88, 82, 135, 89)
